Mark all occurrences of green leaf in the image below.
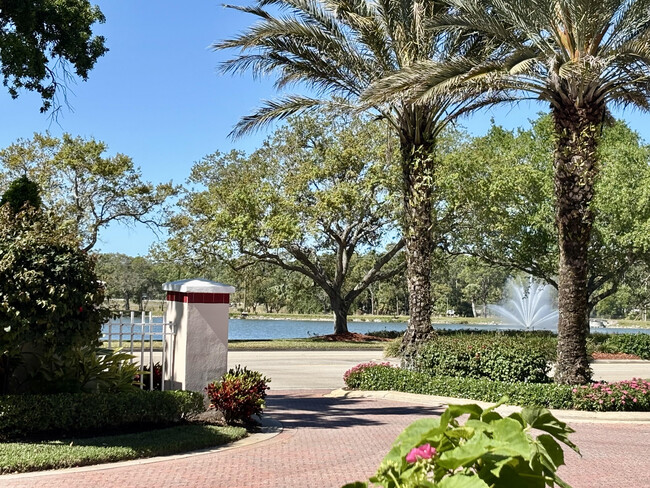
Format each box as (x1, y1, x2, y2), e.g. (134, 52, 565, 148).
(520, 407, 579, 453)
(438, 432, 491, 470)
(534, 434, 565, 470)
(490, 418, 531, 459)
(341, 483, 368, 488)
(438, 474, 490, 488)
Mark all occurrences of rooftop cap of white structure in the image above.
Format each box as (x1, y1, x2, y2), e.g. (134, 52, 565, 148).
(162, 278, 236, 294)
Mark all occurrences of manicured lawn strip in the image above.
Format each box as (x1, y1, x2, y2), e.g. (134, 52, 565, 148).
(612, 320, 650, 329)
(228, 312, 410, 323)
(228, 339, 385, 350)
(0, 424, 247, 475)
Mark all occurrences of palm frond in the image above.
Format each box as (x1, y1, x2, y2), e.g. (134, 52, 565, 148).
(230, 95, 357, 138)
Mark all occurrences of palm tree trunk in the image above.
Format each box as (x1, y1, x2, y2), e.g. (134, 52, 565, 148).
(399, 142, 435, 353)
(552, 104, 603, 384)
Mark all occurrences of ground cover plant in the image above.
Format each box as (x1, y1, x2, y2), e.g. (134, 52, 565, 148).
(343, 363, 650, 412)
(343, 400, 578, 488)
(206, 366, 270, 424)
(0, 424, 247, 474)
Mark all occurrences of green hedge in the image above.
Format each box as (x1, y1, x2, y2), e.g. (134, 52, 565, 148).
(413, 332, 556, 383)
(346, 364, 573, 409)
(589, 333, 650, 359)
(0, 390, 204, 440)
(344, 364, 650, 412)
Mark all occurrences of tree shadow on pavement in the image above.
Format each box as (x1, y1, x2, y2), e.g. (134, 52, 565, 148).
(265, 391, 444, 430)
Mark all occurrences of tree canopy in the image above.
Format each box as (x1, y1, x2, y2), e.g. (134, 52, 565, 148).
(0, 133, 177, 251)
(215, 0, 490, 350)
(441, 115, 650, 316)
(166, 112, 404, 333)
(0, 0, 107, 112)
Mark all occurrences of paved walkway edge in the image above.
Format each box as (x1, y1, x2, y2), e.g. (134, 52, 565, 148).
(326, 389, 650, 424)
(1, 417, 283, 480)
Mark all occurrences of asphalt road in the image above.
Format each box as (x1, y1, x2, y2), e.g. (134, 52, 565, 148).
(228, 350, 650, 389)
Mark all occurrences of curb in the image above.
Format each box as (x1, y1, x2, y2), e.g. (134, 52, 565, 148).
(325, 389, 650, 424)
(1, 417, 283, 480)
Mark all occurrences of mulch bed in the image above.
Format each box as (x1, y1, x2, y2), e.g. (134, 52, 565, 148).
(312, 332, 392, 342)
(591, 352, 641, 360)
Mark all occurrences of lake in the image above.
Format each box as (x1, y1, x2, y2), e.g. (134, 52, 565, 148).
(228, 319, 650, 339)
(105, 316, 649, 340)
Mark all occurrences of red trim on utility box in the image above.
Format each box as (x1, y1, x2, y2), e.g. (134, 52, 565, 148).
(166, 291, 230, 304)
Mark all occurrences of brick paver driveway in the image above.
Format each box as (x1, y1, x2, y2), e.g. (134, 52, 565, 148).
(3, 389, 650, 488)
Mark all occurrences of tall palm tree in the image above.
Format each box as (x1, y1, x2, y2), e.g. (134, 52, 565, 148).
(215, 0, 479, 349)
(370, 0, 650, 383)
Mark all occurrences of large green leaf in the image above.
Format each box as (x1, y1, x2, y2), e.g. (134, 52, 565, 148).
(520, 407, 579, 453)
(438, 474, 490, 488)
(490, 418, 532, 459)
(438, 432, 491, 470)
(532, 434, 565, 471)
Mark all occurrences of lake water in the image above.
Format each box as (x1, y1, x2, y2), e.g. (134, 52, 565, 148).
(105, 317, 649, 340)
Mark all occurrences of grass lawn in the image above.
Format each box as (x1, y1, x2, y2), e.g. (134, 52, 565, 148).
(0, 424, 247, 475)
(228, 338, 387, 350)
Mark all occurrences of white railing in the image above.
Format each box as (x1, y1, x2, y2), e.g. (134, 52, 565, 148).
(102, 311, 175, 391)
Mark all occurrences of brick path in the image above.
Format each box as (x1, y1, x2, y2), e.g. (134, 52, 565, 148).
(3, 390, 650, 488)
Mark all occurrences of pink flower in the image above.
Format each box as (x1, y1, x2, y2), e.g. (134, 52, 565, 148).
(406, 444, 436, 463)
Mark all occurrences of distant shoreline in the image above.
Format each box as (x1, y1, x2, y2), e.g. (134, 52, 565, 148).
(228, 313, 650, 330)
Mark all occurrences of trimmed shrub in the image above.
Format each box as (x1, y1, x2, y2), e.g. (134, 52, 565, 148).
(0, 389, 204, 441)
(344, 362, 394, 388)
(414, 332, 556, 383)
(366, 330, 404, 339)
(344, 363, 650, 412)
(0, 206, 109, 394)
(206, 365, 270, 424)
(344, 364, 573, 409)
(591, 333, 650, 359)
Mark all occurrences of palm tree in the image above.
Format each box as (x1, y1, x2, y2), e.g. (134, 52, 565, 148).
(214, 0, 480, 349)
(370, 0, 650, 383)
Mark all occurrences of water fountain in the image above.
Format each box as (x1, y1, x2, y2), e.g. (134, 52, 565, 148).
(490, 278, 559, 331)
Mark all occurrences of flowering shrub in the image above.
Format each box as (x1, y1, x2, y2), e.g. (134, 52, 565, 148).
(206, 365, 270, 424)
(343, 400, 578, 488)
(572, 378, 650, 411)
(344, 362, 394, 389)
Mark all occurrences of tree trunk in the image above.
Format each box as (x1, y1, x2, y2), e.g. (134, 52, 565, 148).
(331, 295, 350, 335)
(399, 137, 436, 355)
(552, 103, 603, 385)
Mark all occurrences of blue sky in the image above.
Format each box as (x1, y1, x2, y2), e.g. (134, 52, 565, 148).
(0, 1, 648, 256)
